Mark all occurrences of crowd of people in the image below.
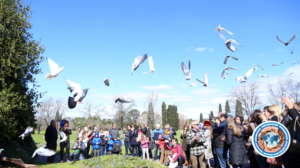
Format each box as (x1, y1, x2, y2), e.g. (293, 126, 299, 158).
(40, 96, 300, 168)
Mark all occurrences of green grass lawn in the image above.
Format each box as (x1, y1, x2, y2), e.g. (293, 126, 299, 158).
(32, 129, 183, 167)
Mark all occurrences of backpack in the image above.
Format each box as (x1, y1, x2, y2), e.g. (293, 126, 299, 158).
(112, 142, 121, 153)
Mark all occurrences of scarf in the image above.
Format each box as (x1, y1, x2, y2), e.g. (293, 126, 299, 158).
(165, 130, 170, 135)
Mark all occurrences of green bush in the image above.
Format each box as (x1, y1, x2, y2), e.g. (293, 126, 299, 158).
(2, 136, 37, 164)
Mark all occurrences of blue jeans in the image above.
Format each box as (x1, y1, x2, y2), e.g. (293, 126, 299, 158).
(131, 145, 139, 157)
(124, 141, 131, 155)
(91, 146, 94, 156)
(232, 165, 241, 168)
(255, 154, 269, 168)
(84, 148, 89, 159)
(215, 147, 229, 168)
(100, 149, 105, 156)
(70, 153, 79, 161)
(79, 154, 84, 160)
(154, 144, 160, 159)
(283, 151, 300, 168)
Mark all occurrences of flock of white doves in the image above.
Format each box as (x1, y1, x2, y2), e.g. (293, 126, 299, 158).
(42, 25, 297, 110)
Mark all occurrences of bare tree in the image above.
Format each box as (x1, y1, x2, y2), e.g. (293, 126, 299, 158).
(137, 113, 148, 126)
(154, 112, 162, 126)
(35, 97, 56, 127)
(113, 96, 135, 128)
(53, 97, 68, 128)
(144, 92, 159, 129)
(79, 101, 106, 126)
(229, 82, 262, 116)
(179, 113, 187, 129)
(284, 78, 300, 103)
(267, 78, 286, 108)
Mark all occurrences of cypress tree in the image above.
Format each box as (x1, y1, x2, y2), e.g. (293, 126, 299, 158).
(55, 110, 60, 129)
(200, 113, 203, 123)
(225, 100, 231, 114)
(219, 103, 222, 112)
(235, 99, 243, 117)
(0, 0, 45, 143)
(210, 111, 214, 119)
(147, 102, 154, 130)
(166, 105, 173, 127)
(174, 105, 179, 131)
(162, 102, 167, 127)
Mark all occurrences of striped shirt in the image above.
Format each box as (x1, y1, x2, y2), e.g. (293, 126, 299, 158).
(186, 129, 206, 156)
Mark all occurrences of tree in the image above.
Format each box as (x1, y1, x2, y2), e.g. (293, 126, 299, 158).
(235, 99, 243, 117)
(162, 102, 167, 127)
(113, 97, 135, 128)
(55, 110, 60, 129)
(179, 113, 187, 129)
(200, 113, 203, 123)
(209, 111, 214, 119)
(173, 105, 179, 131)
(80, 101, 105, 127)
(125, 109, 140, 126)
(229, 82, 262, 116)
(219, 103, 222, 112)
(225, 100, 231, 114)
(147, 103, 154, 129)
(35, 97, 56, 127)
(154, 112, 162, 126)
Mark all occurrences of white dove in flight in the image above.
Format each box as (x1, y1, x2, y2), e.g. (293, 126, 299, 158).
(216, 24, 233, 41)
(196, 73, 208, 87)
(65, 78, 89, 109)
(181, 60, 192, 80)
(226, 39, 243, 52)
(103, 78, 116, 86)
(19, 126, 33, 140)
(45, 58, 64, 80)
(115, 96, 134, 103)
(32, 145, 56, 158)
(143, 56, 155, 74)
(132, 54, 147, 75)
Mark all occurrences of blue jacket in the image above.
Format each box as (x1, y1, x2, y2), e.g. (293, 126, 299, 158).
(213, 120, 228, 148)
(60, 120, 64, 128)
(129, 130, 138, 145)
(213, 120, 227, 134)
(92, 133, 101, 149)
(106, 135, 114, 150)
(114, 139, 123, 148)
(152, 128, 163, 141)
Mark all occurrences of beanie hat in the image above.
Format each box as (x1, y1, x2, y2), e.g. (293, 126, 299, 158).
(204, 121, 211, 126)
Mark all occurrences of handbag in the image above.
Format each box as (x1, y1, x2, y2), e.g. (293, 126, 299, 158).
(149, 141, 155, 150)
(266, 157, 283, 166)
(292, 116, 300, 147)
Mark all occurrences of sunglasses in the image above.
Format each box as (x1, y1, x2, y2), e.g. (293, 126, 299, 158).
(193, 124, 199, 126)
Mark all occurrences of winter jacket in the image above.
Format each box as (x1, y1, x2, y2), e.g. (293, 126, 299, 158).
(114, 139, 123, 147)
(106, 135, 114, 151)
(186, 129, 206, 156)
(152, 128, 163, 141)
(60, 127, 72, 142)
(78, 141, 85, 155)
(166, 144, 186, 162)
(284, 108, 300, 154)
(203, 129, 212, 160)
(109, 127, 119, 140)
(142, 127, 152, 140)
(213, 120, 227, 148)
(92, 133, 101, 149)
(141, 139, 149, 148)
(124, 130, 130, 142)
(129, 130, 138, 145)
(180, 131, 189, 151)
(100, 139, 107, 149)
(226, 127, 248, 166)
(71, 144, 80, 154)
(45, 125, 58, 142)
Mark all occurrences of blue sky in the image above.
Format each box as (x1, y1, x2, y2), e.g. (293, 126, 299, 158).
(25, 0, 300, 120)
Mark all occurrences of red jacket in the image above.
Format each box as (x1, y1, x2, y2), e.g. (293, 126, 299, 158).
(166, 144, 186, 162)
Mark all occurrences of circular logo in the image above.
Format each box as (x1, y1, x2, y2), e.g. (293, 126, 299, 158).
(252, 121, 290, 157)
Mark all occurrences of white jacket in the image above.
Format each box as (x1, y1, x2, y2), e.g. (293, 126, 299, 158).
(203, 129, 212, 159)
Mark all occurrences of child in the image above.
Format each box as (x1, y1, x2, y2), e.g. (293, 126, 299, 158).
(112, 137, 123, 155)
(106, 135, 114, 155)
(60, 117, 65, 128)
(99, 135, 106, 156)
(141, 134, 150, 160)
(92, 132, 101, 157)
(70, 141, 80, 162)
(104, 128, 109, 137)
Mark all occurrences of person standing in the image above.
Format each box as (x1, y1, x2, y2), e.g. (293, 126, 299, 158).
(60, 120, 72, 163)
(181, 125, 191, 167)
(213, 112, 229, 168)
(92, 132, 101, 157)
(186, 120, 206, 168)
(152, 124, 163, 160)
(124, 125, 132, 155)
(129, 125, 139, 157)
(203, 121, 213, 167)
(76, 127, 81, 140)
(142, 122, 153, 158)
(109, 123, 120, 141)
(160, 124, 173, 165)
(137, 125, 143, 157)
(45, 119, 58, 163)
(226, 116, 248, 168)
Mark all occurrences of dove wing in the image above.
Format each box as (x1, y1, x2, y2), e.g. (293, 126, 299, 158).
(59, 131, 67, 143)
(235, 76, 244, 82)
(38, 148, 56, 157)
(276, 36, 285, 44)
(220, 69, 226, 78)
(223, 28, 233, 35)
(148, 56, 154, 70)
(280, 62, 284, 65)
(196, 78, 205, 84)
(134, 54, 148, 66)
(230, 56, 238, 60)
(65, 79, 82, 94)
(219, 32, 227, 41)
(48, 59, 60, 74)
(108, 78, 115, 84)
(244, 68, 254, 79)
(229, 67, 238, 70)
(230, 39, 242, 47)
(204, 73, 208, 84)
(287, 34, 297, 44)
(181, 62, 189, 76)
(24, 126, 33, 134)
(224, 56, 229, 64)
(226, 42, 237, 52)
(32, 149, 38, 158)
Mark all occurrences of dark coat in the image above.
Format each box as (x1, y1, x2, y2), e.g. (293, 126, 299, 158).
(213, 120, 227, 148)
(129, 130, 138, 146)
(45, 125, 58, 142)
(226, 128, 248, 166)
(60, 127, 72, 142)
(142, 127, 152, 140)
(180, 132, 188, 151)
(284, 108, 300, 154)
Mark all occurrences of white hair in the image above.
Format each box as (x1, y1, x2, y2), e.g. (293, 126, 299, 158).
(156, 124, 160, 127)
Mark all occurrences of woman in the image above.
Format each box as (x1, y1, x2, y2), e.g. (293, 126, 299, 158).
(137, 125, 143, 157)
(124, 125, 131, 155)
(180, 125, 191, 167)
(129, 125, 139, 157)
(226, 116, 248, 168)
(260, 105, 284, 122)
(160, 124, 172, 165)
(81, 131, 89, 159)
(203, 121, 212, 166)
(99, 128, 105, 139)
(166, 138, 186, 167)
(235, 116, 243, 125)
(281, 97, 300, 168)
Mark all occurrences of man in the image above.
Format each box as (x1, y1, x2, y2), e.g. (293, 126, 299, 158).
(142, 123, 153, 158)
(213, 112, 229, 168)
(60, 120, 72, 163)
(45, 119, 58, 163)
(76, 127, 81, 140)
(109, 123, 119, 141)
(186, 120, 206, 168)
(263, 106, 269, 117)
(78, 137, 86, 160)
(152, 124, 163, 160)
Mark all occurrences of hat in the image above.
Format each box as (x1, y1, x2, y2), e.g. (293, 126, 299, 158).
(204, 121, 211, 126)
(107, 135, 112, 139)
(164, 125, 170, 129)
(62, 116, 66, 119)
(95, 132, 99, 136)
